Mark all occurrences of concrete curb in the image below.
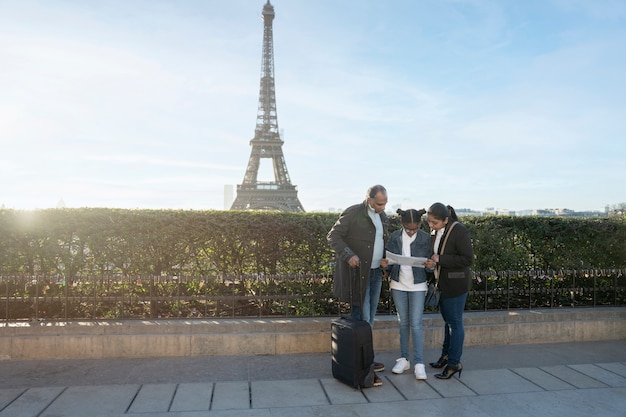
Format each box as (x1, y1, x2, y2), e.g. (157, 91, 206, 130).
(1, 307, 625, 360)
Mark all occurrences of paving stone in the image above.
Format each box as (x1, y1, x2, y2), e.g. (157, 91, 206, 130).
(39, 384, 139, 417)
(319, 378, 368, 405)
(511, 367, 576, 391)
(425, 373, 478, 398)
(0, 388, 25, 411)
(205, 408, 279, 417)
(569, 364, 626, 387)
(211, 381, 250, 410)
(385, 373, 441, 401)
(497, 387, 626, 417)
(541, 365, 609, 389)
(298, 400, 449, 417)
(251, 379, 328, 408)
(127, 383, 177, 413)
(169, 382, 213, 412)
(128, 410, 271, 417)
(0, 387, 63, 417)
(597, 362, 626, 378)
(461, 369, 544, 395)
(415, 396, 490, 417)
(360, 375, 406, 403)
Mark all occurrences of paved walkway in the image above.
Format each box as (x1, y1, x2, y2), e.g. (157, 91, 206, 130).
(0, 340, 625, 416)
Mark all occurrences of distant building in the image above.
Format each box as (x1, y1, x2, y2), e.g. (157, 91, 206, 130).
(455, 208, 482, 217)
(568, 210, 606, 218)
(553, 208, 575, 216)
(483, 207, 516, 216)
(445, 207, 609, 218)
(526, 208, 607, 218)
(531, 209, 553, 216)
(316, 203, 611, 217)
(223, 185, 234, 210)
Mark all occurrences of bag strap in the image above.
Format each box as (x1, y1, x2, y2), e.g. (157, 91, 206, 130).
(435, 221, 458, 280)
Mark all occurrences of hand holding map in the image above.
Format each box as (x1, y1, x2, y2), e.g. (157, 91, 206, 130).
(385, 251, 428, 268)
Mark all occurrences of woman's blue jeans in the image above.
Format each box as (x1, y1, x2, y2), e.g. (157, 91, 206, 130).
(351, 268, 382, 327)
(438, 292, 468, 367)
(391, 289, 426, 364)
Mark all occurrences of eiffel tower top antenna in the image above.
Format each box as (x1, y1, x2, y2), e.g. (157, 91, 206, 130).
(230, 1, 305, 212)
(257, 1, 278, 143)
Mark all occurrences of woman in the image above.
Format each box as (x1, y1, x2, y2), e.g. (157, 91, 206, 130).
(424, 203, 474, 379)
(386, 208, 430, 380)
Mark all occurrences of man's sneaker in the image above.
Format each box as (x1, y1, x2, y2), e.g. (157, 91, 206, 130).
(415, 363, 427, 380)
(373, 362, 385, 372)
(392, 358, 410, 374)
(372, 374, 383, 387)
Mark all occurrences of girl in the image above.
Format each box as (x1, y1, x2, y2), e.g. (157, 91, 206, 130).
(387, 208, 430, 380)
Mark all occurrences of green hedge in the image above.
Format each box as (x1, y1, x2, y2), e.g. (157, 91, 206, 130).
(0, 208, 624, 278)
(464, 216, 626, 270)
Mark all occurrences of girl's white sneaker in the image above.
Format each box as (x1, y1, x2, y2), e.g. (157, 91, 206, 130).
(415, 363, 427, 380)
(392, 358, 410, 374)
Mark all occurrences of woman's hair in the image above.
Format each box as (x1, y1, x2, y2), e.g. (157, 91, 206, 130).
(396, 208, 426, 224)
(428, 202, 458, 221)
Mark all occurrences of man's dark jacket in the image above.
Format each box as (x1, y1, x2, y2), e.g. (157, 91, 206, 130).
(327, 201, 390, 305)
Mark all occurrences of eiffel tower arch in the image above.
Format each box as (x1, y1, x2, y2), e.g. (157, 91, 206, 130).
(230, 1, 305, 212)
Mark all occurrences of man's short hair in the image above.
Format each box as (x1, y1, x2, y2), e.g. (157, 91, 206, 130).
(366, 184, 387, 199)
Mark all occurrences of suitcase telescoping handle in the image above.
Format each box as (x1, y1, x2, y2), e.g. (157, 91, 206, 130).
(341, 265, 363, 318)
(337, 264, 364, 318)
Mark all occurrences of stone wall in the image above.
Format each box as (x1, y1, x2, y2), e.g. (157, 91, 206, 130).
(1, 308, 625, 360)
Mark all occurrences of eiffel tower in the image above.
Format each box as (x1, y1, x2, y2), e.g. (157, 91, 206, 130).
(230, 1, 304, 212)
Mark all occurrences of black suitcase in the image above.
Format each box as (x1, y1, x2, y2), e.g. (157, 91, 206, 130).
(331, 267, 375, 388)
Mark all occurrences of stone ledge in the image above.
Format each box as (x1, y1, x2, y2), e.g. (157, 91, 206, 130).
(1, 308, 625, 360)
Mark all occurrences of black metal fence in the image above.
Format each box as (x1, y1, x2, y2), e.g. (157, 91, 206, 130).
(467, 269, 626, 310)
(1, 269, 625, 323)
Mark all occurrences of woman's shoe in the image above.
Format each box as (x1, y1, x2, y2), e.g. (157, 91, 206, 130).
(429, 355, 448, 368)
(434, 363, 462, 379)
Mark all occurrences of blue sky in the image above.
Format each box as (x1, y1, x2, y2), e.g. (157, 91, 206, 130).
(1, 0, 624, 213)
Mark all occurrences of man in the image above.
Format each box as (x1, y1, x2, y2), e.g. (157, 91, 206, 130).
(327, 184, 390, 387)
